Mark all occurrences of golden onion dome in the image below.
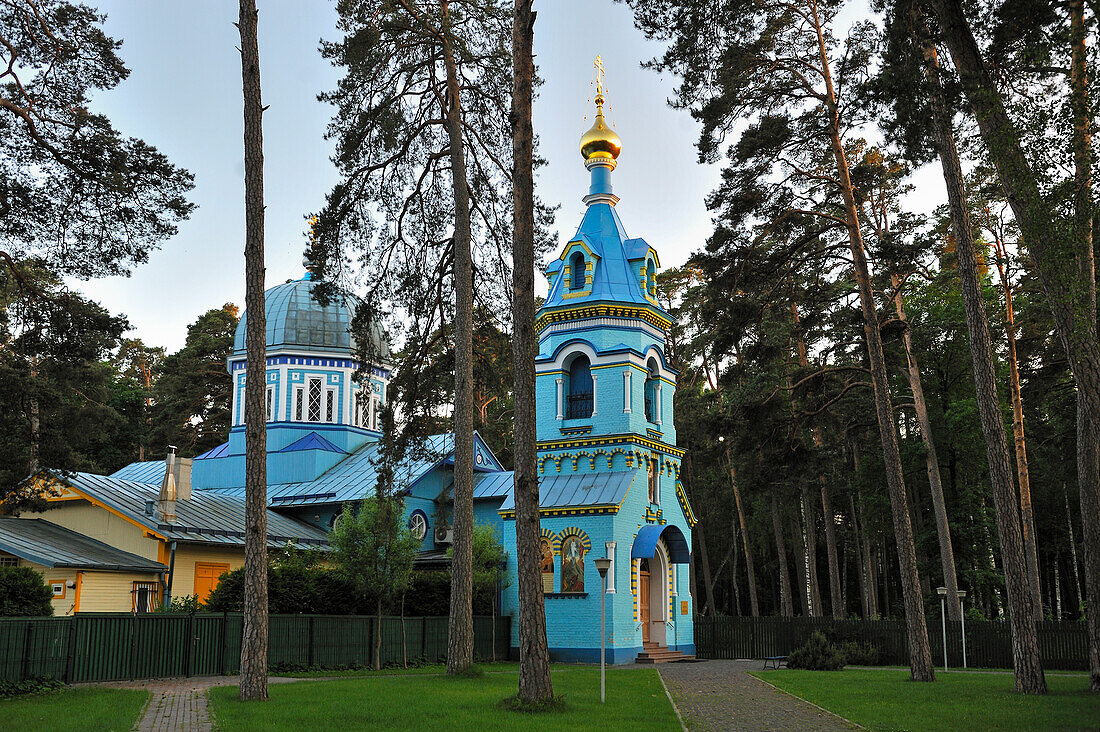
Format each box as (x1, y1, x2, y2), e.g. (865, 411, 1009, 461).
(580, 91, 622, 161)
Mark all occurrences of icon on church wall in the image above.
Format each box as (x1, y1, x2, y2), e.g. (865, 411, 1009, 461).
(540, 538, 555, 593)
(560, 536, 585, 593)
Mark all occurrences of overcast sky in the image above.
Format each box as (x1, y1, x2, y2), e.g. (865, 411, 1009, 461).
(77, 0, 941, 353)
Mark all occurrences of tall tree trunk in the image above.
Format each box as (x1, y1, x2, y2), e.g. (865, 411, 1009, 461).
(511, 0, 553, 703)
(375, 598, 383, 670)
(1066, 486, 1084, 611)
(772, 495, 794, 616)
(791, 298, 843, 617)
(791, 514, 810, 616)
(696, 522, 718, 615)
(850, 493, 870, 618)
(727, 457, 759, 615)
(1069, 0, 1100, 689)
(800, 483, 823, 616)
(810, 0, 934, 680)
(891, 274, 962, 620)
(27, 357, 39, 475)
(441, 15, 474, 676)
(237, 0, 267, 702)
(921, 35, 1046, 694)
(989, 237, 1042, 618)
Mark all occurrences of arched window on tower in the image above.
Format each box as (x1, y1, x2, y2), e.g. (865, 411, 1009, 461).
(569, 251, 586, 291)
(644, 358, 659, 423)
(565, 354, 594, 419)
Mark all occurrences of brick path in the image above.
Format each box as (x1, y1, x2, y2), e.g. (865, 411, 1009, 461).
(658, 660, 856, 731)
(95, 675, 310, 732)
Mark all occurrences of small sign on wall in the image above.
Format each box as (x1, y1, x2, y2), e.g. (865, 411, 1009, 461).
(680, 600, 689, 615)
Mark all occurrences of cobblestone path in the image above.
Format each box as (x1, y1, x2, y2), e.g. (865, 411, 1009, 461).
(658, 660, 856, 731)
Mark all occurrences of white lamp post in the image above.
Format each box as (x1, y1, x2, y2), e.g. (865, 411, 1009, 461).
(936, 586, 948, 670)
(594, 557, 613, 703)
(957, 590, 968, 669)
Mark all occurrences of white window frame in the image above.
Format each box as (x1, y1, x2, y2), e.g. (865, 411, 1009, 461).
(265, 386, 275, 422)
(307, 377, 323, 422)
(294, 386, 305, 421)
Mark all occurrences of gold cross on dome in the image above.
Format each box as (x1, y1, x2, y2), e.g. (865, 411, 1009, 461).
(594, 55, 606, 96)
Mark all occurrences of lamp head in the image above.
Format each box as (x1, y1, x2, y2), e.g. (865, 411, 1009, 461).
(956, 590, 967, 599)
(936, 586, 948, 597)
(594, 557, 612, 577)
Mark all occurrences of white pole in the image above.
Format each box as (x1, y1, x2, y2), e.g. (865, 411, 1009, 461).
(940, 596, 948, 671)
(601, 570, 607, 703)
(961, 598, 967, 669)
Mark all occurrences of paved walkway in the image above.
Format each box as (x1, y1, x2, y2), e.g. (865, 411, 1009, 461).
(96, 675, 310, 732)
(658, 660, 856, 731)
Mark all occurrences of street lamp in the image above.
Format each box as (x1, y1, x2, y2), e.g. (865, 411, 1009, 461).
(932, 585, 950, 669)
(594, 557, 613, 703)
(957, 590, 968, 668)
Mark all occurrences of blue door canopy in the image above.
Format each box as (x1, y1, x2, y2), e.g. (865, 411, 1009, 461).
(631, 524, 690, 563)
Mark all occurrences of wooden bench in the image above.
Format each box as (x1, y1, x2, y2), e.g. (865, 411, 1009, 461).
(762, 656, 788, 670)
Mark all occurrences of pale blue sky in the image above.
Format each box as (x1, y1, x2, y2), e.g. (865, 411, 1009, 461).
(77, 0, 723, 351)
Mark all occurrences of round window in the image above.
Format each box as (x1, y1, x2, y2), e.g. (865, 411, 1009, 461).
(408, 511, 428, 541)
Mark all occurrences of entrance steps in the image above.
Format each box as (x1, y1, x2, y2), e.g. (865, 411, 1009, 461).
(635, 641, 695, 664)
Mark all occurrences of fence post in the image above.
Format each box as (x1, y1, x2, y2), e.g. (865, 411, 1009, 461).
(218, 612, 228, 676)
(184, 613, 195, 677)
(64, 617, 77, 684)
(308, 616, 315, 668)
(20, 620, 35, 681)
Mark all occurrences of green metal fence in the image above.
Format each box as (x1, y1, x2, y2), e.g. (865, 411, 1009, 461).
(0, 613, 511, 683)
(694, 615, 1090, 670)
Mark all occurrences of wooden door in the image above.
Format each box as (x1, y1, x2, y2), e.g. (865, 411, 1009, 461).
(639, 559, 650, 642)
(194, 562, 230, 602)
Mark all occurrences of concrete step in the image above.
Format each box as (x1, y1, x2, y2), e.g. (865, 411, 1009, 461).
(635, 646, 695, 664)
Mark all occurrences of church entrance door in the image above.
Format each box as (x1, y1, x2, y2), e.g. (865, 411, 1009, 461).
(639, 559, 650, 643)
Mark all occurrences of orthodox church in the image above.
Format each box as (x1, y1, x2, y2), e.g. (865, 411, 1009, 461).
(7, 67, 695, 663)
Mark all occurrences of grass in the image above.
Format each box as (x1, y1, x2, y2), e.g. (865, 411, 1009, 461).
(0, 686, 149, 732)
(756, 668, 1100, 731)
(209, 666, 681, 731)
(278, 661, 518, 677)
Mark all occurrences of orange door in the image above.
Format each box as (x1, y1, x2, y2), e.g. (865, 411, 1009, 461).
(194, 563, 230, 602)
(639, 560, 651, 642)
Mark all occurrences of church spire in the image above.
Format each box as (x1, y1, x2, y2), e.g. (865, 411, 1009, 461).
(579, 56, 621, 206)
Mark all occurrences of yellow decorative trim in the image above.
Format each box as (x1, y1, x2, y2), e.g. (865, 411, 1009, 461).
(562, 289, 591, 300)
(562, 238, 598, 259)
(500, 504, 619, 519)
(537, 433, 685, 458)
(537, 304, 672, 333)
(675, 481, 698, 527)
(38, 476, 169, 541)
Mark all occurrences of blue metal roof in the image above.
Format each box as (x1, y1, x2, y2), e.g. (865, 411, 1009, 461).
(203, 433, 456, 507)
(54, 471, 330, 549)
(110, 460, 167, 483)
(230, 277, 390, 359)
(0, 518, 167, 572)
(279, 432, 345, 454)
(195, 442, 230, 460)
(473, 471, 514, 500)
(497, 470, 636, 511)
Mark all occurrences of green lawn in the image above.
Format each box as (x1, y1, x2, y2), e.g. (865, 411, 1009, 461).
(278, 662, 518, 678)
(0, 687, 149, 732)
(209, 667, 681, 731)
(756, 668, 1100, 731)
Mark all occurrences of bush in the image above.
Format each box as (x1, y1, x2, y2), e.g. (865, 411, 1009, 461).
(0, 675, 64, 698)
(203, 565, 361, 615)
(835, 640, 879, 666)
(156, 594, 202, 614)
(788, 631, 845, 671)
(0, 566, 54, 617)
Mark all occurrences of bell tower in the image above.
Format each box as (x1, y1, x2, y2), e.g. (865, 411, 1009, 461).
(534, 57, 678, 476)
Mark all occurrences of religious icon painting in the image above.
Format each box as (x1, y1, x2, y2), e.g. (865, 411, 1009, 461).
(560, 535, 585, 593)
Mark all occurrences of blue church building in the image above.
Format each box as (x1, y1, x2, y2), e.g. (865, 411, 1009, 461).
(46, 73, 694, 663)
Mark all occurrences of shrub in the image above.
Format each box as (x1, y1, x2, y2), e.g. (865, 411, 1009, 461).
(787, 631, 845, 671)
(0, 675, 64, 698)
(0, 566, 54, 617)
(835, 640, 879, 666)
(156, 594, 202, 614)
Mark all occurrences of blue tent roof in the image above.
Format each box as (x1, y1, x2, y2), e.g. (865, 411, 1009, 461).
(195, 442, 230, 460)
(630, 524, 690, 564)
(540, 203, 670, 318)
(497, 470, 635, 512)
(279, 432, 345, 454)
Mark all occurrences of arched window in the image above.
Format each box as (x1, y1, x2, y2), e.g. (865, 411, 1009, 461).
(648, 453, 660, 504)
(644, 358, 659, 423)
(565, 354, 594, 419)
(560, 535, 585, 592)
(569, 251, 586, 291)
